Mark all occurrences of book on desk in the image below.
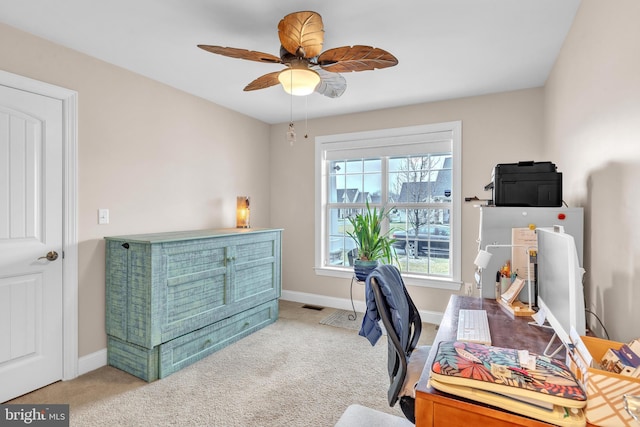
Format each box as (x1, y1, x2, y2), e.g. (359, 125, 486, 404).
(429, 341, 587, 427)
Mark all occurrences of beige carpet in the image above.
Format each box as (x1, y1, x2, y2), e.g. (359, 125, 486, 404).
(9, 301, 437, 426)
(319, 308, 438, 341)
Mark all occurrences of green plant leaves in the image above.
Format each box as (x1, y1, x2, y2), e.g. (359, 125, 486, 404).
(346, 201, 397, 265)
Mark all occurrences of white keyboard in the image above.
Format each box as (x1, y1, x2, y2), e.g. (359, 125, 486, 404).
(456, 309, 492, 345)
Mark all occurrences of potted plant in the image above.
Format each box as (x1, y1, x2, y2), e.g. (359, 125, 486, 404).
(346, 201, 398, 281)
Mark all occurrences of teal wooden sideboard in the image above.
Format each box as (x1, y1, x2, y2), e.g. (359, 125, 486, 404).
(105, 228, 282, 381)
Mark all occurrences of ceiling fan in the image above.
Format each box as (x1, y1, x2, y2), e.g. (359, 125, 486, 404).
(198, 10, 398, 97)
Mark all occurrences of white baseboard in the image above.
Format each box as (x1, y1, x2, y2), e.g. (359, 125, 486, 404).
(280, 290, 443, 325)
(78, 348, 107, 376)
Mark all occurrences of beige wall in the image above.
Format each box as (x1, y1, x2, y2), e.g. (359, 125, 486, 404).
(270, 89, 545, 316)
(544, 0, 640, 341)
(2, 0, 637, 363)
(0, 23, 271, 356)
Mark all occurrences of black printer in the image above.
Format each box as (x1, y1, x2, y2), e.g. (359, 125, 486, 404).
(484, 161, 562, 207)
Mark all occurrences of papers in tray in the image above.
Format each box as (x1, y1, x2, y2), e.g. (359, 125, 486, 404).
(501, 277, 525, 305)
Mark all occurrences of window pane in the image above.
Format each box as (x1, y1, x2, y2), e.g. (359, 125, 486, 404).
(345, 159, 363, 174)
(390, 208, 451, 276)
(363, 159, 381, 173)
(327, 208, 358, 266)
(395, 253, 451, 277)
(388, 172, 401, 204)
(388, 157, 405, 171)
(329, 173, 346, 203)
(345, 175, 363, 196)
(431, 155, 452, 202)
(363, 174, 381, 204)
(330, 160, 345, 174)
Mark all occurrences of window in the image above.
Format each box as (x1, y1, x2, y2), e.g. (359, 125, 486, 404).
(315, 122, 461, 289)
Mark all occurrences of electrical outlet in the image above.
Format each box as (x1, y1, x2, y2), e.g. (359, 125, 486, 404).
(464, 282, 473, 296)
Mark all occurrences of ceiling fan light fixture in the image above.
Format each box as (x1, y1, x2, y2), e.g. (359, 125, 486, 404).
(278, 68, 320, 96)
(199, 11, 397, 99)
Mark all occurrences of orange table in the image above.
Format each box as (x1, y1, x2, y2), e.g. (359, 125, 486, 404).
(415, 295, 591, 427)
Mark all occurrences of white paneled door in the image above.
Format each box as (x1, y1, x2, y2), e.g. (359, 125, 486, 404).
(0, 84, 64, 402)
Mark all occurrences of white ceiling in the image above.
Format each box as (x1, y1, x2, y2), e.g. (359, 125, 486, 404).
(1, 0, 581, 124)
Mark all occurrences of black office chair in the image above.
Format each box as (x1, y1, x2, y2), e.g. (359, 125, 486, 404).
(365, 264, 431, 424)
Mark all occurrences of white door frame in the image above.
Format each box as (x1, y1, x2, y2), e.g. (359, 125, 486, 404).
(0, 69, 78, 381)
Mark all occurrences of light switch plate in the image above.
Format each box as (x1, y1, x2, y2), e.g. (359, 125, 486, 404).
(98, 208, 109, 225)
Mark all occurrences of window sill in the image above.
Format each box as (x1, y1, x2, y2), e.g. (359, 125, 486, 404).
(314, 266, 462, 291)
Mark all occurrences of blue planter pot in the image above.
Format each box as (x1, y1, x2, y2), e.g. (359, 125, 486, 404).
(353, 259, 379, 282)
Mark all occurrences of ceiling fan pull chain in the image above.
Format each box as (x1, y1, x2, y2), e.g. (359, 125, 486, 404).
(304, 95, 309, 139)
(287, 88, 296, 145)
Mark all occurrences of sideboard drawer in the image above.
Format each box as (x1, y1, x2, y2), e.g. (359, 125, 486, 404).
(159, 299, 279, 378)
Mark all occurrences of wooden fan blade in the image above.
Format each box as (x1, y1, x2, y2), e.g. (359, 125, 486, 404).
(278, 11, 324, 58)
(243, 71, 282, 91)
(197, 45, 281, 64)
(312, 67, 347, 98)
(318, 45, 398, 72)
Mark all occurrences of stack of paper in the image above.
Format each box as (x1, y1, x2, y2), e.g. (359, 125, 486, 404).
(501, 277, 525, 305)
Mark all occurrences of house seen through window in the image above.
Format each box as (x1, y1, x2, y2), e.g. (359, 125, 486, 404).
(315, 122, 461, 288)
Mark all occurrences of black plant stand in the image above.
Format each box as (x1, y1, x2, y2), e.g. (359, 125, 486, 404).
(349, 275, 365, 321)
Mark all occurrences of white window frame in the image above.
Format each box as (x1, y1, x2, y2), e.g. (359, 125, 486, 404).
(314, 121, 462, 290)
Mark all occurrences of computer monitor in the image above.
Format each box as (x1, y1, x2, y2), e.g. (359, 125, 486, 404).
(536, 226, 586, 353)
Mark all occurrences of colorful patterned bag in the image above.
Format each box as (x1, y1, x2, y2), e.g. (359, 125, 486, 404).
(430, 341, 587, 426)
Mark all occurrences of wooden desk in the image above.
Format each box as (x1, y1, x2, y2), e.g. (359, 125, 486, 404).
(415, 295, 571, 427)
